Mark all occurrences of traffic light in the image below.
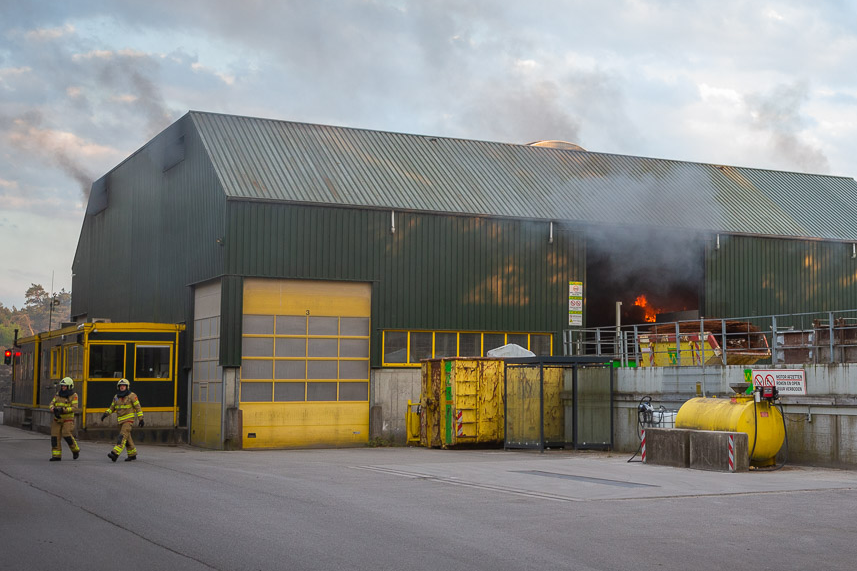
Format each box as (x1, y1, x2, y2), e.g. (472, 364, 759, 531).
(3, 349, 10, 365)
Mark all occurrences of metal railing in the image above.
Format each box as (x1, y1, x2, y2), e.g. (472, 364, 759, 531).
(563, 309, 857, 367)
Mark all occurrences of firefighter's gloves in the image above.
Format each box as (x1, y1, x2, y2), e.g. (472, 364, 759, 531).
(53, 408, 62, 419)
(101, 413, 109, 421)
(138, 418, 145, 427)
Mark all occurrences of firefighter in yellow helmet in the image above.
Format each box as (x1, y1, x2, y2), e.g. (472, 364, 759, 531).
(101, 378, 144, 462)
(49, 377, 80, 461)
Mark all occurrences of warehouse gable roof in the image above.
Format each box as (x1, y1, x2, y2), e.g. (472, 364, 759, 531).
(188, 111, 857, 241)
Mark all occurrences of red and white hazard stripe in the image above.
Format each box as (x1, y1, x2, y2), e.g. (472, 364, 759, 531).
(641, 429, 647, 463)
(728, 434, 735, 472)
(456, 410, 463, 437)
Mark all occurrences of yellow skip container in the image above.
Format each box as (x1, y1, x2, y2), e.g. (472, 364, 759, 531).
(675, 393, 785, 467)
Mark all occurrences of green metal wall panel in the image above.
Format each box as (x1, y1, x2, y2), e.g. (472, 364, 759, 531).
(72, 115, 227, 326)
(705, 235, 857, 319)
(219, 275, 244, 367)
(224, 201, 585, 366)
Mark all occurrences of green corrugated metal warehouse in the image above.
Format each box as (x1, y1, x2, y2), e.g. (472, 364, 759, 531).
(71, 111, 857, 449)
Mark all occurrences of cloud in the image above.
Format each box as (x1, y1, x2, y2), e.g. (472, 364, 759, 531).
(25, 24, 75, 41)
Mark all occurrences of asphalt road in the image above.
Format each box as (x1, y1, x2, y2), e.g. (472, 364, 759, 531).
(2, 424, 857, 571)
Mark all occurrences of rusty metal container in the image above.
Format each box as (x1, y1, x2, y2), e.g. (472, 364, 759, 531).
(419, 358, 505, 447)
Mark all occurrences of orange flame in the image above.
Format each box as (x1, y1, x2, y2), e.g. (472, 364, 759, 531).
(634, 295, 658, 323)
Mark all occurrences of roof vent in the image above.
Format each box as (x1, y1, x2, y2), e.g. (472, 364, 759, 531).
(527, 140, 587, 151)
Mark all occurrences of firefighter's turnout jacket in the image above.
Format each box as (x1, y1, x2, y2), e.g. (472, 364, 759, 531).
(106, 392, 144, 425)
(50, 392, 79, 422)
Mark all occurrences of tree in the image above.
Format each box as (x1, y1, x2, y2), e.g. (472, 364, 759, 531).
(1, 285, 73, 339)
(25, 284, 48, 308)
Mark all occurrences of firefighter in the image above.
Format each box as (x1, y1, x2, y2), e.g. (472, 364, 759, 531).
(49, 377, 80, 461)
(101, 378, 144, 462)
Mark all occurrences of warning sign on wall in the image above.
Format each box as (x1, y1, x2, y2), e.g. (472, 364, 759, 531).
(568, 281, 583, 326)
(745, 368, 807, 395)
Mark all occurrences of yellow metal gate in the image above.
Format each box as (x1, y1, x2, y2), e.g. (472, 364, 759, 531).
(240, 279, 371, 448)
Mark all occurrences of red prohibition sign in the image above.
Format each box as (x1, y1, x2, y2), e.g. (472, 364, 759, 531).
(753, 374, 775, 387)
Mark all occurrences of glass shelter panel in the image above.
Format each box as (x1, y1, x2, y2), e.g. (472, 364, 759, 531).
(576, 366, 613, 448)
(504, 365, 543, 449)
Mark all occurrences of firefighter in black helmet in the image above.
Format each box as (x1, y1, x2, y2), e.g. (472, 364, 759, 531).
(101, 378, 144, 462)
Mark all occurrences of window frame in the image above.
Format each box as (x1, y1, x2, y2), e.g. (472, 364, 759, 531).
(134, 343, 174, 380)
(381, 330, 553, 366)
(87, 343, 127, 379)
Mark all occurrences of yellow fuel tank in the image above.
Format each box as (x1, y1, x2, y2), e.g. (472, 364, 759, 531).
(675, 395, 785, 467)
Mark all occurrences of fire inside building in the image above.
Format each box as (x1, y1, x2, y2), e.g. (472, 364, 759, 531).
(4, 111, 857, 450)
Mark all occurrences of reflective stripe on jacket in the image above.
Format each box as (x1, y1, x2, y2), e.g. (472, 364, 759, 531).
(50, 393, 79, 422)
(106, 392, 143, 424)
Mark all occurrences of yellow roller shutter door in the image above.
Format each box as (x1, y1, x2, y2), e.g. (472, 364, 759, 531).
(241, 279, 371, 448)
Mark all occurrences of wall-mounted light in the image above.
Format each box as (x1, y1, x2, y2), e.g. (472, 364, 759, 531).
(852, 243, 856, 259)
(549, 221, 554, 244)
(391, 210, 396, 234)
(716, 234, 721, 250)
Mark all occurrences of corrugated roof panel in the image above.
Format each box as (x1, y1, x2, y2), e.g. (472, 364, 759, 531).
(189, 111, 857, 241)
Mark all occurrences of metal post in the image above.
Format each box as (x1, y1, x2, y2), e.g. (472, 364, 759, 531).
(539, 362, 545, 453)
(503, 361, 508, 450)
(595, 328, 602, 356)
(633, 325, 640, 367)
(721, 318, 728, 366)
(622, 331, 628, 367)
(572, 365, 578, 449)
(829, 311, 835, 364)
(771, 315, 778, 364)
(675, 321, 681, 366)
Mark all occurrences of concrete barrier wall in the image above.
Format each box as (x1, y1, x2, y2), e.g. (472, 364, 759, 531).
(644, 428, 749, 472)
(643, 427, 688, 468)
(688, 430, 749, 472)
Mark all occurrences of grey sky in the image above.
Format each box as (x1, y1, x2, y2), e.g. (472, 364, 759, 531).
(1, 0, 855, 308)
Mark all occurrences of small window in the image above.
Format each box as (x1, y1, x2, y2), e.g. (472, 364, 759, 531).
(276, 338, 306, 358)
(339, 382, 368, 401)
(243, 315, 274, 335)
(483, 334, 505, 355)
(89, 345, 125, 378)
(308, 316, 339, 335)
(240, 382, 273, 402)
(242, 359, 273, 380)
(307, 382, 337, 401)
(275, 360, 306, 380)
(435, 333, 457, 358)
(242, 337, 274, 357)
(384, 331, 407, 364)
(135, 345, 171, 378)
(530, 334, 552, 356)
(50, 347, 63, 379)
(274, 382, 305, 401)
(459, 333, 480, 357)
(339, 360, 368, 380)
(507, 333, 528, 348)
(409, 332, 432, 363)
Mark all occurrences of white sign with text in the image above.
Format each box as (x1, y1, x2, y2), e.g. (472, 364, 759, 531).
(750, 369, 807, 395)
